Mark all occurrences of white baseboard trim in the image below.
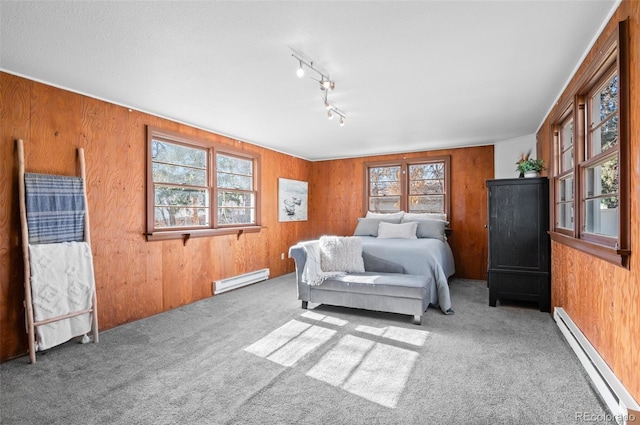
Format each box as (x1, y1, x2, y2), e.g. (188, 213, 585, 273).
(214, 268, 270, 295)
(554, 307, 639, 425)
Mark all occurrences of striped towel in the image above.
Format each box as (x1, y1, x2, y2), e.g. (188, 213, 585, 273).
(25, 173, 86, 244)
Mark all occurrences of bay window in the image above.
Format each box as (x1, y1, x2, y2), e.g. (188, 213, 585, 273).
(549, 20, 629, 267)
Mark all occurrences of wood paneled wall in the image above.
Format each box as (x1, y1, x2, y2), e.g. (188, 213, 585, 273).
(0, 72, 312, 360)
(538, 0, 640, 401)
(309, 146, 494, 280)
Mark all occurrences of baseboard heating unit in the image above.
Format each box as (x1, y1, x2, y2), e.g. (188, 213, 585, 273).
(214, 268, 270, 295)
(554, 307, 640, 425)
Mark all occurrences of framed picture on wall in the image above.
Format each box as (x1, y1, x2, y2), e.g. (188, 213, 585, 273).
(278, 178, 308, 222)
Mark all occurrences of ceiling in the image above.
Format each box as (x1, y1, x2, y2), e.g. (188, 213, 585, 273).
(1, 1, 618, 161)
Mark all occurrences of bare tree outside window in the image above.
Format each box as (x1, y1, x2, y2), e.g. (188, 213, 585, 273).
(146, 126, 260, 240)
(152, 140, 209, 228)
(365, 156, 450, 217)
(368, 166, 401, 212)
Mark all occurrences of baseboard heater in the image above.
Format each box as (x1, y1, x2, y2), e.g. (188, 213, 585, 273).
(554, 307, 640, 425)
(214, 268, 270, 295)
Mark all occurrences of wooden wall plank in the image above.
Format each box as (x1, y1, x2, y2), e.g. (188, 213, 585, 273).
(447, 146, 494, 278)
(0, 73, 32, 360)
(28, 83, 82, 175)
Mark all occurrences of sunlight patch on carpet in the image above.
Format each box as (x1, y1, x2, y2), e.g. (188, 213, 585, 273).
(300, 311, 349, 326)
(355, 325, 430, 347)
(244, 320, 336, 367)
(307, 335, 418, 408)
(306, 334, 373, 387)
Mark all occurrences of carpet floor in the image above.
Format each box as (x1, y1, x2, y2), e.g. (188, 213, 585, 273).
(0, 274, 615, 424)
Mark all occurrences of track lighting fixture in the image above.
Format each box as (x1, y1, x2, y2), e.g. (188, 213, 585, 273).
(292, 51, 346, 126)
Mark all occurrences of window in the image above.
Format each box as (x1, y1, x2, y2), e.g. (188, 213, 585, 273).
(152, 140, 209, 229)
(549, 20, 629, 267)
(583, 72, 619, 241)
(216, 153, 256, 226)
(368, 165, 401, 213)
(146, 126, 260, 241)
(365, 156, 450, 218)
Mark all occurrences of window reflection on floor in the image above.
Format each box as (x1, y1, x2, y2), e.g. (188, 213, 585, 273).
(244, 312, 430, 408)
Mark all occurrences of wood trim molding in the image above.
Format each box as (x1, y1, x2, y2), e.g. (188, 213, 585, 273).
(549, 231, 630, 268)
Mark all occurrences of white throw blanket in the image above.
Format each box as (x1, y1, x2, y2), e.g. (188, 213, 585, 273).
(29, 241, 95, 351)
(299, 240, 346, 286)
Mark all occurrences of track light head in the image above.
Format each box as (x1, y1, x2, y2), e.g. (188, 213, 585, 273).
(320, 79, 335, 91)
(327, 110, 333, 120)
(296, 61, 304, 78)
(339, 116, 345, 126)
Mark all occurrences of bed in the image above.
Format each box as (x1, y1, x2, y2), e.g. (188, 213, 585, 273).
(290, 213, 456, 318)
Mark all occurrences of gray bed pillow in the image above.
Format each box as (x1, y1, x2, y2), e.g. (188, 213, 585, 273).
(353, 217, 401, 236)
(400, 217, 448, 241)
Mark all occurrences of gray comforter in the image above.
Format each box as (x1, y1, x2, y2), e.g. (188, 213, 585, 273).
(357, 236, 455, 314)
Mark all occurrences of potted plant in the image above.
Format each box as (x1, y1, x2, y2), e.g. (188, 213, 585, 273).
(516, 156, 545, 178)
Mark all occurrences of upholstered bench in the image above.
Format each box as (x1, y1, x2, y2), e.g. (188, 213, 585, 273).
(289, 245, 432, 325)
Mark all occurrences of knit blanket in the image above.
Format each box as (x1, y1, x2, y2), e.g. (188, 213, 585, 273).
(29, 241, 95, 351)
(299, 240, 346, 286)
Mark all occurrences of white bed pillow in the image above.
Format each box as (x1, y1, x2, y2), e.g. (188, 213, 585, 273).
(377, 221, 418, 239)
(365, 211, 405, 220)
(319, 236, 365, 273)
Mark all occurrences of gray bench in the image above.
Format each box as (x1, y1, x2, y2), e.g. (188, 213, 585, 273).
(289, 245, 432, 325)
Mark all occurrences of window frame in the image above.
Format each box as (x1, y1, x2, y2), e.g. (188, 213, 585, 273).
(215, 151, 258, 228)
(363, 155, 451, 220)
(553, 107, 576, 237)
(549, 20, 630, 268)
(146, 126, 261, 242)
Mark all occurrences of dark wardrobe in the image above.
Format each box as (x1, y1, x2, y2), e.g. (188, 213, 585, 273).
(487, 177, 550, 312)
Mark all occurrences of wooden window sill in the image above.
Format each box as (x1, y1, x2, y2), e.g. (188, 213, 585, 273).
(549, 231, 630, 269)
(146, 226, 262, 244)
